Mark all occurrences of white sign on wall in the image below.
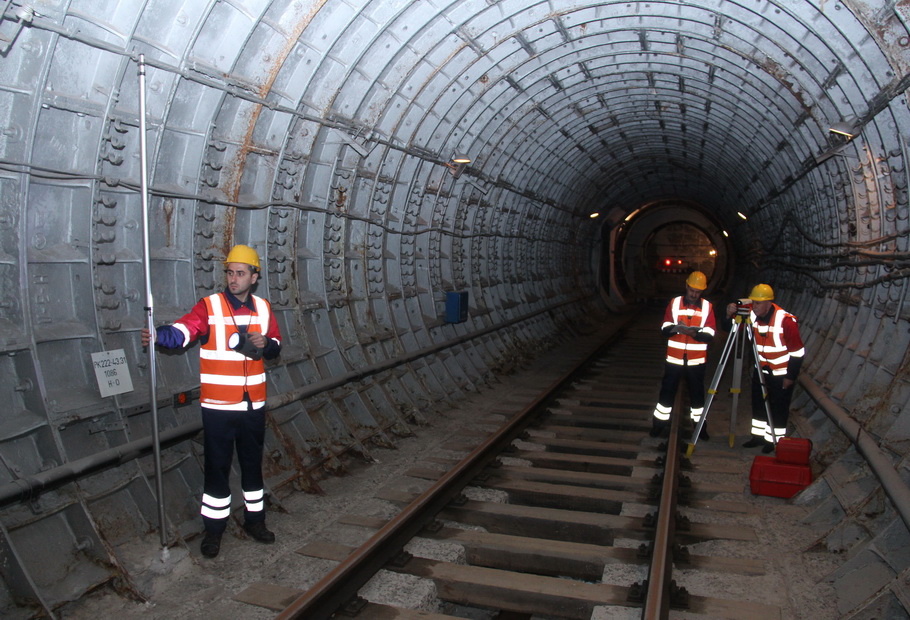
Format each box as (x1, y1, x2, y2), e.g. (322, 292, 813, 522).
(91, 349, 134, 398)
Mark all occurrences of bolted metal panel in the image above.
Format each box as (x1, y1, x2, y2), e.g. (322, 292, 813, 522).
(3, 501, 118, 609)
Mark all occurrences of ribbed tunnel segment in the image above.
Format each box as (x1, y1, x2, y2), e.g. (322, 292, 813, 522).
(0, 0, 909, 617)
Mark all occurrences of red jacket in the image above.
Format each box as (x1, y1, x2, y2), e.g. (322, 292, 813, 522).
(751, 304, 805, 376)
(164, 291, 282, 410)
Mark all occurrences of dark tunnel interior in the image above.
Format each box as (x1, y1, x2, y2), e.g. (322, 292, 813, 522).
(605, 202, 728, 300)
(0, 0, 909, 616)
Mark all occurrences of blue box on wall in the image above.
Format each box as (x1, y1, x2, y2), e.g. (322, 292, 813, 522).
(445, 291, 468, 323)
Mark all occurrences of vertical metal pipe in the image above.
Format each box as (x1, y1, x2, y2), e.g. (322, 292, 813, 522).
(138, 54, 168, 549)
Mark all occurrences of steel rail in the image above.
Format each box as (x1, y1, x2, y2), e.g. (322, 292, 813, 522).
(275, 319, 633, 620)
(642, 391, 683, 619)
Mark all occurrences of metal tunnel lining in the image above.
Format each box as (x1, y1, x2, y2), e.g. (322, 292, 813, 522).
(0, 0, 909, 615)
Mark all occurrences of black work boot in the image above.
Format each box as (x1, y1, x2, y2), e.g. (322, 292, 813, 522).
(762, 442, 775, 454)
(742, 437, 763, 448)
(698, 425, 709, 441)
(200, 532, 222, 558)
(244, 521, 275, 544)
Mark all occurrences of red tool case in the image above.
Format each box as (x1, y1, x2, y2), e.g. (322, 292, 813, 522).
(749, 455, 812, 499)
(775, 437, 812, 465)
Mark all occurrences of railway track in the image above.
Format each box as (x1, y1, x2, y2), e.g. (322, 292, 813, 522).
(235, 314, 782, 619)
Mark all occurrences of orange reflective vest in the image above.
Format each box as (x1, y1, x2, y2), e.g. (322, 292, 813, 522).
(199, 293, 270, 410)
(751, 304, 805, 375)
(663, 297, 714, 365)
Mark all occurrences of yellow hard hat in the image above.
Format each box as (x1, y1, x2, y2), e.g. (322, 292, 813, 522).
(749, 283, 774, 301)
(685, 271, 707, 290)
(224, 244, 260, 270)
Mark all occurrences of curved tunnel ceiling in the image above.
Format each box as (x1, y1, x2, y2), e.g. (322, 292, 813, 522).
(1, 0, 910, 615)
(4, 1, 906, 244)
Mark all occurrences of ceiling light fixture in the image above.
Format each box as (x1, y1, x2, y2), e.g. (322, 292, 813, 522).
(829, 120, 859, 139)
(444, 153, 472, 178)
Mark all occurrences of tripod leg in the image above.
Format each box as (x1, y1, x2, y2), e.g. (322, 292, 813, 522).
(686, 322, 738, 457)
(728, 321, 747, 447)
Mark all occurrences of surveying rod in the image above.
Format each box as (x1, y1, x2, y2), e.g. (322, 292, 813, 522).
(139, 54, 168, 551)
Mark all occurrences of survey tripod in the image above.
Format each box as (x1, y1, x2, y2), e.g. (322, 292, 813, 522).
(685, 305, 775, 457)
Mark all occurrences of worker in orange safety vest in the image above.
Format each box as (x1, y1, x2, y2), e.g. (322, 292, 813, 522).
(725, 284, 805, 453)
(142, 244, 282, 558)
(651, 271, 717, 438)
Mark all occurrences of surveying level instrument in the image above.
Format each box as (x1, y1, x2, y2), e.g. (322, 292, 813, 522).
(685, 300, 775, 457)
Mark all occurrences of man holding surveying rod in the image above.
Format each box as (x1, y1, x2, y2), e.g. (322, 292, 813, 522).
(141, 244, 282, 558)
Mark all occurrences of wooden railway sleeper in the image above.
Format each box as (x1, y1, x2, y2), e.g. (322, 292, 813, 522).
(389, 550, 413, 569)
(674, 543, 691, 564)
(628, 579, 692, 610)
(653, 453, 694, 471)
(635, 540, 691, 566)
(649, 472, 691, 488)
(676, 513, 691, 531)
(627, 579, 647, 603)
(642, 511, 691, 532)
(338, 596, 369, 616)
(670, 580, 691, 609)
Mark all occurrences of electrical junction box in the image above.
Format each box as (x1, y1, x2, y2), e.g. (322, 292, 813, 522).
(445, 291, 468, 323)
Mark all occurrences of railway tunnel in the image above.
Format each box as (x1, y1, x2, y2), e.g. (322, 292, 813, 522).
(0, 0, 909, 617)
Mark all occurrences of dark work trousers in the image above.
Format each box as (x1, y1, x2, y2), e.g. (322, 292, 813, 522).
(750, 368, 794, 435)
(201, 406, 266, 534)
(656, 362, 706, 418)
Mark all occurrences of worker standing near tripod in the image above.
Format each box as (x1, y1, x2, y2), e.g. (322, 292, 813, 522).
(651, 271, 716, 438)
(725, 284, 806, 453)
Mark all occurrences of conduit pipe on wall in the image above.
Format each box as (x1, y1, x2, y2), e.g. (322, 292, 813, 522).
(0, 421, 199, 509)
(800, 375, 910, 533)
(0, 297, 594, 510)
